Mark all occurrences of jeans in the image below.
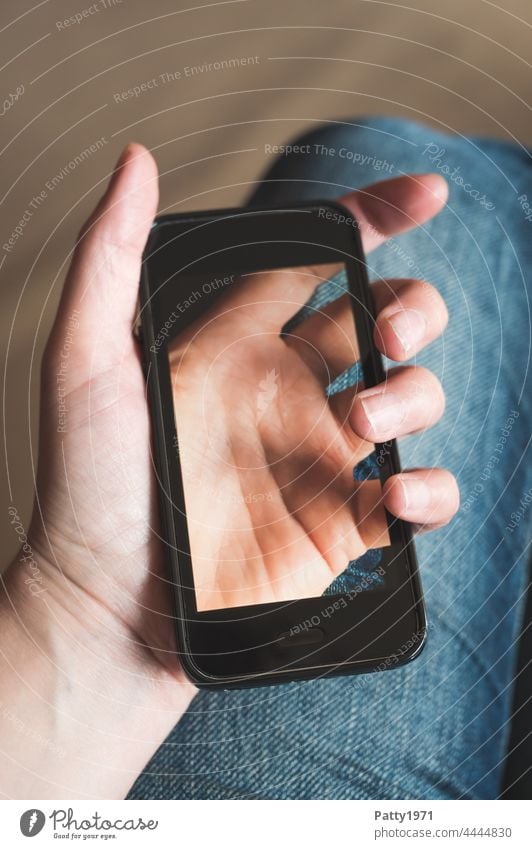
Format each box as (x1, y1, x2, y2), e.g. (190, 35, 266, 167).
(129, 117, 532, 799)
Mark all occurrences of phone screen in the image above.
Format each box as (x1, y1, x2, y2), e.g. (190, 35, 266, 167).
(164, 261, 395, 612)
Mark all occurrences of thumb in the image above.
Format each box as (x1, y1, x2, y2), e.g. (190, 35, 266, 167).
(47, 143, 159, 384)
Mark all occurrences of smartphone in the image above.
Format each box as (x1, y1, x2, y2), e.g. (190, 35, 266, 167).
(138, 201, 426, 687)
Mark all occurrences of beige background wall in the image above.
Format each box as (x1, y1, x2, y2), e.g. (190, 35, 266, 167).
(2, 0, 531, 567)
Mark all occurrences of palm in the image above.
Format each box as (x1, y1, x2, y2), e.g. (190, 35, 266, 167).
(35, 334, 179, 670)
(169, 267, 389, 610)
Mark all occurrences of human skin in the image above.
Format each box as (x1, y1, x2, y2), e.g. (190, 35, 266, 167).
(0, 144, 458, 798)
(168, 261, 397, 610)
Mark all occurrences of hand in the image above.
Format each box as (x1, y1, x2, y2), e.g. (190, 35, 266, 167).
(169, 209, 458, 611)
(0, 144, 458, 797)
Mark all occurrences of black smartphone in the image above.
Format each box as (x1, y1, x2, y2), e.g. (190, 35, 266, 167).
(138, 201, 426, 687)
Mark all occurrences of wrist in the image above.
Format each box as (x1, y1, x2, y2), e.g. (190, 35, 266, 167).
(0, 549, 195, 798)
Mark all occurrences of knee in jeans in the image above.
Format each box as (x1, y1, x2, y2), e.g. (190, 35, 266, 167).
(280, 116, 431, 163)
(252, 116, 435, 204)
(266, 116, 434, 182)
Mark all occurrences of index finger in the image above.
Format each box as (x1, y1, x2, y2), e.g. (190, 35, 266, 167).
(338, 173, 448, 253)
(167, 173, 449, 340)
(247, 173, 448, 321)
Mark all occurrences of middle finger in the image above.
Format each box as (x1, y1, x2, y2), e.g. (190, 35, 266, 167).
(343, 365, 445, 443)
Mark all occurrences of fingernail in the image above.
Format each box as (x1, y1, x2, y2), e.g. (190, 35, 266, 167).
(359, 390, 406, 435)
(386, 309, 426, 353)
(398, 476, 431, 510)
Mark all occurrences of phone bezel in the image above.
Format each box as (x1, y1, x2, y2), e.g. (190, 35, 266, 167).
(139, 201, 427, 687)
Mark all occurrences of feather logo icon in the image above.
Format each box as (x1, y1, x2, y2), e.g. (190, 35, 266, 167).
(20, 808, 46, 837)
(256, 369, 279, 423)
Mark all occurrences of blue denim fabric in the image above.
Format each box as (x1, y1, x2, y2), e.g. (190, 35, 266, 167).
(129, 117, 532, 800)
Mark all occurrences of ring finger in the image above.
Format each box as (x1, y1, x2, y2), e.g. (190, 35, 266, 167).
(333, 364, 446, 443)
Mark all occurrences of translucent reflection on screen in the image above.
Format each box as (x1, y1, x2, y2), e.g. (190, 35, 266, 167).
(167, 262, 391, 611)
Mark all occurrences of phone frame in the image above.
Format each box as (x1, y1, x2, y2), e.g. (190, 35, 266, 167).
(138, 200, 427, 687)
